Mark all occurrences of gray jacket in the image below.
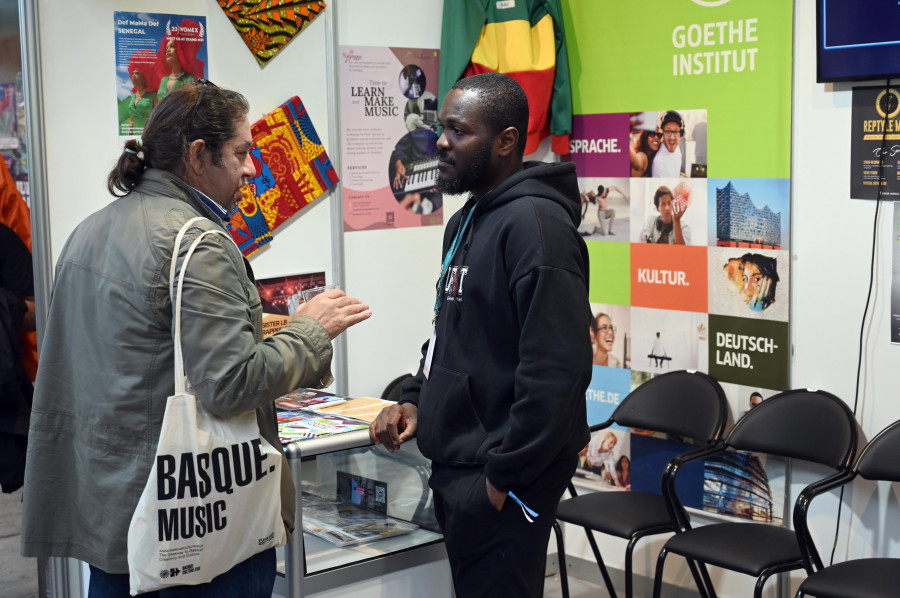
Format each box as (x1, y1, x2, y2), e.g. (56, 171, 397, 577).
(21, 169, 333, 572)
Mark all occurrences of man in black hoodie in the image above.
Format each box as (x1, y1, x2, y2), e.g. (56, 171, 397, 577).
(370, 73, 592, 598)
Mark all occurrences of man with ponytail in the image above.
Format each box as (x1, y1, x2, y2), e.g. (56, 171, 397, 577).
(21, 82, 371, 597)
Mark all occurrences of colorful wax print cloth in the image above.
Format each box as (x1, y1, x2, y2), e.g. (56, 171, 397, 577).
(217, 0, 326, 66)
(228, 96, 338, 256)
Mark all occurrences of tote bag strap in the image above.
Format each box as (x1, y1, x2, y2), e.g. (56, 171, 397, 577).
(169, 217, 232, 394)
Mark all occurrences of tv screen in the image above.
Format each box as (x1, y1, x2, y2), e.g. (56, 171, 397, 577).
(818, 0, 900, 82)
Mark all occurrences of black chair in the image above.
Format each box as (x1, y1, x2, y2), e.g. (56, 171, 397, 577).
(381, 373, 412, 402)
(652, 388, 858, 598)
(552, 370, 729, 598)
(794, 418, 900, 598)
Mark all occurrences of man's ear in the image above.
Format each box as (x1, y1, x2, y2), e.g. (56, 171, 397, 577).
(495, 126, 519, 157)
(185, 139, 208, 178)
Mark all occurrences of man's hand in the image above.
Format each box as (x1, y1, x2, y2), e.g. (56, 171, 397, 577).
(399, 192, 422, 209)
(486, 477, 507, 511)
(672, 197, 688, 222)
(672, 182, 692, 223)
(370, 402, 418, 452)
(22, 298, 36, 332)
(392, 160, 408, 190)
(292, 289, 371, 339)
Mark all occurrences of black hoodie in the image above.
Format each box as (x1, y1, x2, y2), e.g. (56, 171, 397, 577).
(401, 161, 592, 494)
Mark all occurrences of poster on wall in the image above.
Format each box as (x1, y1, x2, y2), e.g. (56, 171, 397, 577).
(339, 45, 443, 231)
(114, 12, 208, 138)
(255, 271, 327, 337)
(563, 0, 792, 523)
(850, 85, 900, 200)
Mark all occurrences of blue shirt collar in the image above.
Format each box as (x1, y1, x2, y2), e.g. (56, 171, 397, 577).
(191, 187, 232, 222)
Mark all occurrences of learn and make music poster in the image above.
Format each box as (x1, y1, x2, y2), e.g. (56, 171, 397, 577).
(339, 45, 442, 231)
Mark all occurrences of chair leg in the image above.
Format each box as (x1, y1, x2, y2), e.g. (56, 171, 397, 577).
(552, 521, 570, 598)
(583, 527, 618, 598)
(624, 537, 639, 598)
(686, 559, 716, 598)
(652, 547, 668, 598)
(754, 572, 773, 598)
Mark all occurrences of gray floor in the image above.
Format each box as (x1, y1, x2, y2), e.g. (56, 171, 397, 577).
(544, 574, 610, 598)
(0, 485, 606, 598)
(0, 488, 40, 598)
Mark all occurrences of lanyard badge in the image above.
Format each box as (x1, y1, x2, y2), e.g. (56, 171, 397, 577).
(425, 196, 477, 379)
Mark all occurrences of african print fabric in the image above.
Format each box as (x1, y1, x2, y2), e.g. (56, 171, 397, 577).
(217, 0, 326, 66)
(228, 96, 338, 256)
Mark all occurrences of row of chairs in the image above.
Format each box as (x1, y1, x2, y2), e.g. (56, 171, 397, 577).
(551, 369, 898, 598)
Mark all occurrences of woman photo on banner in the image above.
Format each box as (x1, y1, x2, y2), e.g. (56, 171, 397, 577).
(629, 111, 661, 177)
(155, 18, 206, 103)
(118, 49, 159, 136)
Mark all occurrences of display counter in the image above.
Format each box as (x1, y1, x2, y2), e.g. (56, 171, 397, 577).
(273, 429, 446, 597)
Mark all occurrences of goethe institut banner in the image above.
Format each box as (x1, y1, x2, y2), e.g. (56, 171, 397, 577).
(562, 0, 792, 521)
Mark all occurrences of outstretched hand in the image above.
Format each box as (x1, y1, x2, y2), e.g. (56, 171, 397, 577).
(672, 182, 691, 222)
(292, 289, 372, 339)
(370, 402, 418, 452)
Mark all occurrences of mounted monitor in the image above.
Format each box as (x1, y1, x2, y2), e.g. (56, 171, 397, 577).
(817, 0, 900, 82)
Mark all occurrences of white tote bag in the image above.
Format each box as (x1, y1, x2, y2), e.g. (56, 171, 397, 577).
(127, 218, 286, 595)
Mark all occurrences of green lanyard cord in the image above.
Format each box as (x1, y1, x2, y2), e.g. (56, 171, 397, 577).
(433, 195, 477, 322)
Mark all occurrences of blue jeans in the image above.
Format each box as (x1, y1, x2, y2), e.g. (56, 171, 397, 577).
(88, 548, 276, 598)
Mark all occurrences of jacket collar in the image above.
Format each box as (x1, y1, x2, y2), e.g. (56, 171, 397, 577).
(136, 169, 228, 229)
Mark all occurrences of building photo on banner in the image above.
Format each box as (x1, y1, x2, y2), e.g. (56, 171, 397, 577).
(563, 0, 792, 523)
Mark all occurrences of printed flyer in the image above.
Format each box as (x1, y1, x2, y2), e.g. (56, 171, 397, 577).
(850, 85, 900, 200)
(114, 11, 208, 138)
(339, 45, 442, 231)
(563, 0, 792, 521)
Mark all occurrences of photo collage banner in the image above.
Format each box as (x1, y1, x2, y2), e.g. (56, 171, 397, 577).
(561, 0, 792, 522)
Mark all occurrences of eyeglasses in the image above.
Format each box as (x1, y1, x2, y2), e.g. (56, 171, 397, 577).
(662, 129, 681, 137)
(187, 78, 217, 139)
(597, 325, 617, 333)
(647, 131, 663, 139)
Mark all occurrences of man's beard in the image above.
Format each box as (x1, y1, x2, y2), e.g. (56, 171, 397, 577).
(436, 138, 493, 195)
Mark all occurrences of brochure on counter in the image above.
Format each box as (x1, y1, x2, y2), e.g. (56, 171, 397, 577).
(301, 490, 418, 547)
(275, 388, 396, 443)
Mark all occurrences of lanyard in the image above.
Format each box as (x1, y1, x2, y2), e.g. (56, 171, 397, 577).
(433, 195, 477, 322)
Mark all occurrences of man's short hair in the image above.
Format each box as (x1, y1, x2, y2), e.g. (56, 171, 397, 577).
(450, 73, 529, 154)
(653, 185, 673, 209)
(661, 110, 685, 135)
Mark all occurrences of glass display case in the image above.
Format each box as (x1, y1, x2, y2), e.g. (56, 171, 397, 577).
(273, 430, 446, 597)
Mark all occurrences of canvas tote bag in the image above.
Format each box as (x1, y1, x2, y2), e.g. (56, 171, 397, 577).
(127, 217, 286, 595)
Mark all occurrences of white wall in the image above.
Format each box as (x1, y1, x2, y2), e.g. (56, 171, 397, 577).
(32, 0, 448, 595)
(791, 0, 900, 583)
(33, 0, 900, 595)
(335, 0, 456, 399)
(37, 0, 334, 281)
(31, 0, 454, 401)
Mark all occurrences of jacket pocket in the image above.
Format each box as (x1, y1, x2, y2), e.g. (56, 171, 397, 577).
(417, 365, 487, 464)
